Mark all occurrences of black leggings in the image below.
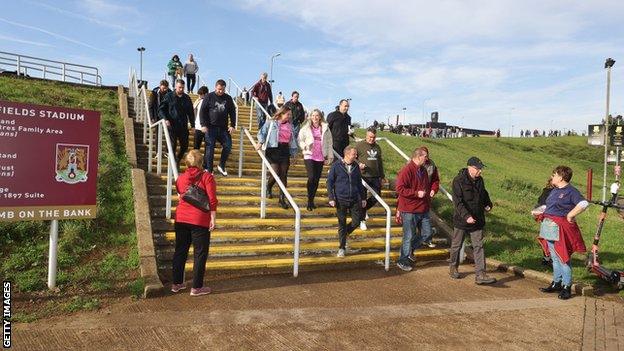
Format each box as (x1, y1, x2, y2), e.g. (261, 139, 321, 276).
(268, 161, 290, 194)
(172, 222, 210, 289)
(304, 159, 324, 202)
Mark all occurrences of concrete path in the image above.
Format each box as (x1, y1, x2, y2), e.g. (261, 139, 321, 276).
(12, 262, 624, 350)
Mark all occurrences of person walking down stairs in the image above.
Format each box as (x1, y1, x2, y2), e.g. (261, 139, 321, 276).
(183, 53, 199, 94)
(256, 106, 298, 209)
(355, 127, 387, 230)
(192, 86, 208, 150)
(171, 150, 218, 297)
(158, 79, 194, 168)
(199, 79, 237, 176)
(298, 108, 333, 211)
(327, 145, 366, 258)
(167, 54, 183, 88)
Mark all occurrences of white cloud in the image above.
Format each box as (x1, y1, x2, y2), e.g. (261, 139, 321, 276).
(0, 34, 53, 47)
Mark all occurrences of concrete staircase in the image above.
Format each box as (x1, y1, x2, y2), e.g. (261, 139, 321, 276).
(130, 95, 448, 283)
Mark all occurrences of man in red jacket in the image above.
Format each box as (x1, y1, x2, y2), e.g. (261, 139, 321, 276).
(395, 146, 431, 271)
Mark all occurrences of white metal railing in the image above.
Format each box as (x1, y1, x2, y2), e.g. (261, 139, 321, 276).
(242, 127, 302, 277)
(0, 51, 101, 86)
(129, 68, 179, 219)
(331, 149, 392, 271)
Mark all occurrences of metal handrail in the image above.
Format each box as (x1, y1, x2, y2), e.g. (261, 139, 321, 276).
(129, 68, 179, 219)
(0, 51, 101, 86)
(242, 127, 301, 277)
(331, 150, 392, 271)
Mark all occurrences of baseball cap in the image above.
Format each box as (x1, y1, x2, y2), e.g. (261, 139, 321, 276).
(467, 156, 486, 169)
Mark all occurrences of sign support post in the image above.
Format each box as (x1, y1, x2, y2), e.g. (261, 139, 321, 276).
(47, 219, 59, 289)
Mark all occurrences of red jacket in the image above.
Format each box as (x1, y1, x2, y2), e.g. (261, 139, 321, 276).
(395, 161, 431, 213)
(175, 167, 218, 228)
(251, 80, 273, 104)
(537, 214, 586, 263)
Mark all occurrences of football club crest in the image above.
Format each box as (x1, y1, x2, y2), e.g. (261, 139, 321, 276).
(55, 143, 89, 184)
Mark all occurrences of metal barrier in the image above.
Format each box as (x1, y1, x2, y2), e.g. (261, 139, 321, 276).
(129, 68, 179, 218)
(241, 127, 302, 277)
(0, 51, 101, 86)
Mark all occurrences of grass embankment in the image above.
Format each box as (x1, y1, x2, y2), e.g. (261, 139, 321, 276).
(370, 130, 622, 287)
(0, 76, 140, 321)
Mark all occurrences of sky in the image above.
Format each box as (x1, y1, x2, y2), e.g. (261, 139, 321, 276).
(1, 0, 624, 135)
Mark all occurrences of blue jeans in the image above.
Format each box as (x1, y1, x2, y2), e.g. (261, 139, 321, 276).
(415, 211, 433, 246)
(256, 102, 268, 130)
(547, 241, 572, 286)
(399, 212, 428, 264)
(204, 126, 232, 172)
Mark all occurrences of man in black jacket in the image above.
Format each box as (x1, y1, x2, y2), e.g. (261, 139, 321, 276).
(199, 79, 236, 175)
(327, 99, 353, 158)
(150, 80, 171, 122)
(327, 145, 366, 258)
(449, 156, 496, 285)
(158, 79, 193, 168)
(284, 91, 305, 138)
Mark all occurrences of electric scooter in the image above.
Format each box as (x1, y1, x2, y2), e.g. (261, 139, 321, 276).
(587, 182, 624, 289)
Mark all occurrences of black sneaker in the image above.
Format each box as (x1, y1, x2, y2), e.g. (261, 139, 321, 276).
(397, 262, 413, 272)
(539, 281, 563, 293)
(558, 285, 572, 300)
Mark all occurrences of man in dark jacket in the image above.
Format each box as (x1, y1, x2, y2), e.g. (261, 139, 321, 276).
(251, 72, 273, 130)
(355, 128, 386, 230)
(327, 145, 366, 258)
(449, 156, 496, 284)
(150, 80, 171, 122)
(199, 79, 236, 175)
(395, 147, 431, 271)
(283, 91, 305, 138)
(158, 79, 193, 168)
(421, 147, 440, 248)
(327, 99, 353, 158)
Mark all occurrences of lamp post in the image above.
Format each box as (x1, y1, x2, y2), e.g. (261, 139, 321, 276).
(402, 107, 407, 124)
(422, 98, 429, 127)
(137, 47, 145, 85)
(602, 58, 616, 201)
(269, 52, 281, 84)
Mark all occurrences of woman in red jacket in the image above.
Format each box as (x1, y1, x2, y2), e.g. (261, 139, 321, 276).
(171, 149, 218, 296)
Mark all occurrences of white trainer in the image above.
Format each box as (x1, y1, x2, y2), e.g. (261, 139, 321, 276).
(359, 221, 368, 230)
(217, 165, 228, 176)
(337, 249, 345, 258)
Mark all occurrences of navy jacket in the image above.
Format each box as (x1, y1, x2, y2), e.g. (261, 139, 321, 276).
(327, 160, 364, 204)
(158, 91, 193, 132)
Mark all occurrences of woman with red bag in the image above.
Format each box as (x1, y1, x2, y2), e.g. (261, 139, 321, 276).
(171, 150, 218, 296)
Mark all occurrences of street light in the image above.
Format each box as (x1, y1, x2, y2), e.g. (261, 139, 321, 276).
(137, 47, 145, 85)
(602, 58, 616, 201)
(270, 52, 281, 84)
(402, 107, 407, 124)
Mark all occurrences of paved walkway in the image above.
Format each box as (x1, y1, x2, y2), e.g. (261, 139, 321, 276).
(11, 262, 624, 350)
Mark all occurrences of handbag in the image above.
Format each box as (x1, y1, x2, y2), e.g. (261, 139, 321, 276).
(539, 218, 560, 241)
(182, 171, 210, 212)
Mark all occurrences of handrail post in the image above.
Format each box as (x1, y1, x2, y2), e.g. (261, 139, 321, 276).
(80, 72, 84, 84)
(166, 159, 173, 219)
(293, 208, 301, 277)
(157, 123, 163, 175)
(148, 123, 153, 173)
(260, 161, 267, 219)
(238, 127, 244, 177)
(43, 66, 46, 79)
(16, 55, 20, 76)
(61, 63, 66, 82)
(249, 98, 254, 130)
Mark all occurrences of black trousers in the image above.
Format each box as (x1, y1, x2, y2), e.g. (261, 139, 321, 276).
(193, 129, 205, 150)
(266, 144, 290, 194)
(186, 74, 196, 93)
(362, 176, 382, 215)
(168, 127, 189, 167)
(336, 200, 362, 249)
(304, 159, 324, 202)
(172, 222, 211, 288)
(333, 140, 349, 160)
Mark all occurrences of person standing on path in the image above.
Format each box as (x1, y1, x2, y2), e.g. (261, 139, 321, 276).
(327, 145, 365, 258)
(395, 147, 431, 272)
(355, 128, 387, 230)
(420, 146, 440, 248)
(251, 72, 273, 130)
(448, 157, 496, 285)
(298, 108, 333, 211)
(171, 150, 218, 296)
(183, 54, 199, 94)
(199, 79, 237, 176)
(327, 99, 353, 159)
(537, 166, 588, 300)
(158, 79, 194, 168)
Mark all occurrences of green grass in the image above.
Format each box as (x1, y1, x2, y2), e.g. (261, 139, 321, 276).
(365, 130, 623, 286)
(0, 76, 137, 313)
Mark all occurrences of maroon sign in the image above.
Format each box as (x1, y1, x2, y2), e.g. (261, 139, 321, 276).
(0, 100, 100, 221)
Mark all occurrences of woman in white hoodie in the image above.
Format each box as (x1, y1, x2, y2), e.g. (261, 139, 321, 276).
(298, 108, 333, 211)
